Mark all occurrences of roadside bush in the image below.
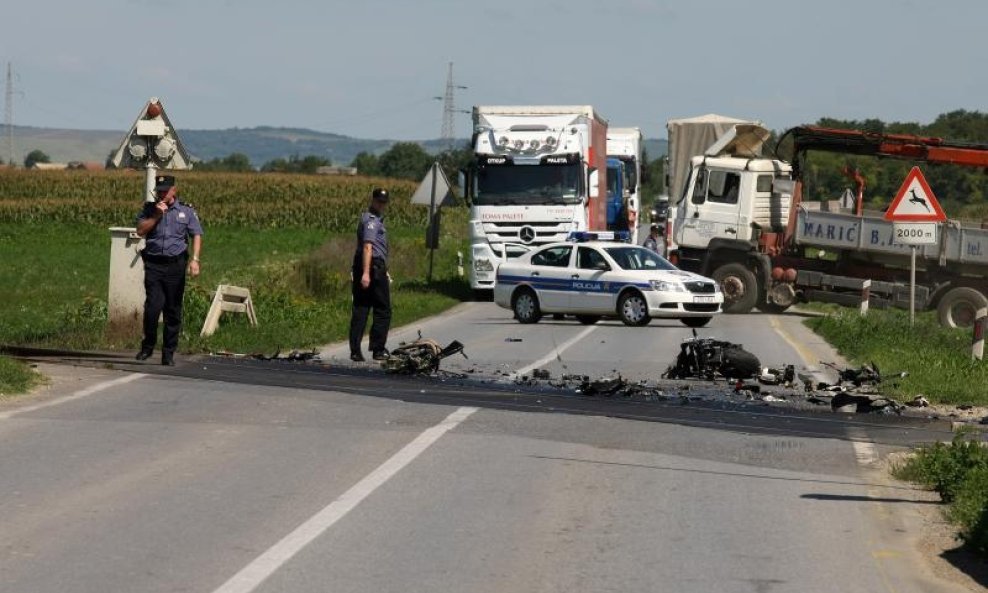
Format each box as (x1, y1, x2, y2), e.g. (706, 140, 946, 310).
(894, 432, 988, 556)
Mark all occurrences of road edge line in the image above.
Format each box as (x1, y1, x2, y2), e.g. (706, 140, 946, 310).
(210, 406, 478, 593)
(0, 372, 147, 420)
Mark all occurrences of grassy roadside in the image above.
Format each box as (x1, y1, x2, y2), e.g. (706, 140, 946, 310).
(0, 356, 43, 397)
(803, 306, 988, 406)
(893, 434, 988, 557)
(0, 221, 468, 354)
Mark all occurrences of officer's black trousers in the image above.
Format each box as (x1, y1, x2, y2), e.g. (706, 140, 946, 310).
(141, 258, 187, 356)
(349, 262, 391, 355)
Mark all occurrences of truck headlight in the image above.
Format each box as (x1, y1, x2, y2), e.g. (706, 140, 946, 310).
(650, 280, 685, 292)
(474, 258, 494, 272)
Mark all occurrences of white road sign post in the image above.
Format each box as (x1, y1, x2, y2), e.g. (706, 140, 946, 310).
(884, 167, 947, 326)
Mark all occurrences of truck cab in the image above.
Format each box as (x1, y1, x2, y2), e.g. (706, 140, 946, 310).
(466, 106, 608, 292)
(606, 157, 627, 231)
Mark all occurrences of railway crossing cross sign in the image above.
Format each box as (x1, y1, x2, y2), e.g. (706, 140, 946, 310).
(884, 166, 947, 223)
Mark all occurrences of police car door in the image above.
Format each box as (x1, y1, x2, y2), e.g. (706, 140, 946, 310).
(572, 246, 613, 313)
(528, 245, 574, 311)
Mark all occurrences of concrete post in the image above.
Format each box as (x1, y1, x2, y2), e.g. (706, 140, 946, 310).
(973, 307, 987, 361)
(108, 227, 145, 329)
(860, 279, 871, 317)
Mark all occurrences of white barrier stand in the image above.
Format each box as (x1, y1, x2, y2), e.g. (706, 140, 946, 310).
(860, 279, 871, 317)
(200, 285, 258, 337)
(973, 306, 987, 361)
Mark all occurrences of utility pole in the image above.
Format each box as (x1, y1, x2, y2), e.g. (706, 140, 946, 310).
(434, 62, 468, 152)
(4, 62, 14, 167)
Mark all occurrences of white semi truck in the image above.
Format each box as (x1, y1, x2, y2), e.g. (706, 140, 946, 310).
(606, 127, 643, 243)
(464, 106, 609, 293)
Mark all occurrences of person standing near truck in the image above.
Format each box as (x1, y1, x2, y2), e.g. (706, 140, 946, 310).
(643, 224, 662, 254)
(134, 175, 203, 366)
(349, 188, 392, 362)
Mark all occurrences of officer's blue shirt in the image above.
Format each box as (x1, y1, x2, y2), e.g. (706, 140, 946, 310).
(356, 210, 388, 262)
(136, 199, 204, 257)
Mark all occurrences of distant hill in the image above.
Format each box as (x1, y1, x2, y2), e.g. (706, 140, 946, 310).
(3, 125, 668, 167)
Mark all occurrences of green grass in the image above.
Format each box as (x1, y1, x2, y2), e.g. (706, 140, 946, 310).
(804, 306, 988, 406)
(0, 355, 43, 397)
(0, 219, 468, 354)
(893, 433, 988, 556)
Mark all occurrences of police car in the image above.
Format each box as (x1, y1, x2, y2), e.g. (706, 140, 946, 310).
(493, 232, 723, 327)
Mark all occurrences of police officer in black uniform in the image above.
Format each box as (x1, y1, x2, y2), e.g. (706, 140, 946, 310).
(134, 175, 204, 365)
(349, 188, 392, 362)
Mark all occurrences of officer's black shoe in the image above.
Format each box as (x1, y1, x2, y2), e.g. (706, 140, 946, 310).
(372, 350, 390, 361)
(161, 356, 176, 366)
(350, 353, 365, 362)
(136, 349, 153, 361)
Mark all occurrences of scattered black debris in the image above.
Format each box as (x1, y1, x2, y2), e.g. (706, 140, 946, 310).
(504, 338, 523, 343)
(831, 391, 903, 414)
(532, 369, 551, 381)
(663, 330, 761, 381)
(383, 338, 467, 375)
(907, 395, 930, 408)
(759, 365, 797, 386)
(821, 361, 907, 388)
(242, 349, 320, 362)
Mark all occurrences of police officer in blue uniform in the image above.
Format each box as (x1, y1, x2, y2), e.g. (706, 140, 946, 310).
(134, 175, 203, 365)
(349, 188, 391, 362)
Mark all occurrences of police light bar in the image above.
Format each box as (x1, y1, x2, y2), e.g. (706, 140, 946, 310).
(567, 231, 631, 243)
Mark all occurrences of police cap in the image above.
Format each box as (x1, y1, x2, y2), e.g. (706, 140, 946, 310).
(372, 188, 389, 203)
(154, 175, 176, 191)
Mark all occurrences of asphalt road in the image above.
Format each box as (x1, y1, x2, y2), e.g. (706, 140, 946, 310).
(0, 305, 976, 592)
(320, 301, 842, 384)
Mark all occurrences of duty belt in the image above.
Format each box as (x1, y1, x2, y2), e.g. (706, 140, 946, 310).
(142, 251, 188, 264)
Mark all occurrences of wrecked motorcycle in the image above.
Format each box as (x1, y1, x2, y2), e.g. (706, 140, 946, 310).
(382, 338, 467, 375)
(663, 330, 761, 381)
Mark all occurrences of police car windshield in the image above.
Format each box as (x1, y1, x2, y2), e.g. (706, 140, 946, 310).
(476, 164, 582, 206)
(604, 247, 677, 271)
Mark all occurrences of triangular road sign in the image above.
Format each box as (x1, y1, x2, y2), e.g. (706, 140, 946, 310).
(411, 162, 455, 208)
(109, 97, 193, 171)
(884, 166, 947, 222)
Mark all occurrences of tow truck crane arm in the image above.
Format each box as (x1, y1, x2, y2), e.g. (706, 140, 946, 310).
(776, 126, 988, 244)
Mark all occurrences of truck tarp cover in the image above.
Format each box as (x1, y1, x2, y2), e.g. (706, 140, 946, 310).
(666, 114, 758, 203)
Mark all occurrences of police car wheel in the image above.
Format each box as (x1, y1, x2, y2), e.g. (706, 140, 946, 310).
(618, 291, 651, 327)
(512, 288, 542, 324)
(576, 315, 601, 325)
(680, 317, 712, 328)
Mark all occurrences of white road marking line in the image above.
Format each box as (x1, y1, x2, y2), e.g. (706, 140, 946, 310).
(211, 406, 478, 593)
(511, 325, 598, 379)
(0, 372, 147, 420)
(848, 428, 879, 466)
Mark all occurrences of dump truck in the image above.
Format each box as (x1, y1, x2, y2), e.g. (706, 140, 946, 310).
(667, 122, 988, 327)
(464, 105, 609, 293)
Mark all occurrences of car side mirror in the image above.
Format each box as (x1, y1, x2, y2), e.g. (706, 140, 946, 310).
(459, 168, 473, 205)
(594, 261, 610, 271)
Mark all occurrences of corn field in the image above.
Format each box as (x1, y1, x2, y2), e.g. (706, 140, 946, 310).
(0, 170, 454, 231)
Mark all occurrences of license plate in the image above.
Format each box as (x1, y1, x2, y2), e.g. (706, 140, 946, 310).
(693, 296, 715, 303)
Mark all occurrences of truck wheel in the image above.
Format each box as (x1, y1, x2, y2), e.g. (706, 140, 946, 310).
(937, 287, 988, 328)
(681, 317, 712, 328)
(576, 315, 601, 325)
(512, 288, 542, 324)
(618, 291, 651, 327)
(712, 263, 759, 314)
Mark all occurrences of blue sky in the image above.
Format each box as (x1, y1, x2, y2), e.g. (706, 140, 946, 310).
(2, 0, 985, 140)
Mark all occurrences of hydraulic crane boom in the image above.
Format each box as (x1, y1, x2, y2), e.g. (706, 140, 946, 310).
(777, 126, 988, 242)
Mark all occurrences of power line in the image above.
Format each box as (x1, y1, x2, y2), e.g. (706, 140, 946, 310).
(4, 62, 14, 166)
(433, 62, 468, 152)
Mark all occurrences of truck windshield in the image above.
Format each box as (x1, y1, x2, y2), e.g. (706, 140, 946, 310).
(604, 246, 677, 271)
(607, 168, 621, 197)
(475, 164, 582, 206)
